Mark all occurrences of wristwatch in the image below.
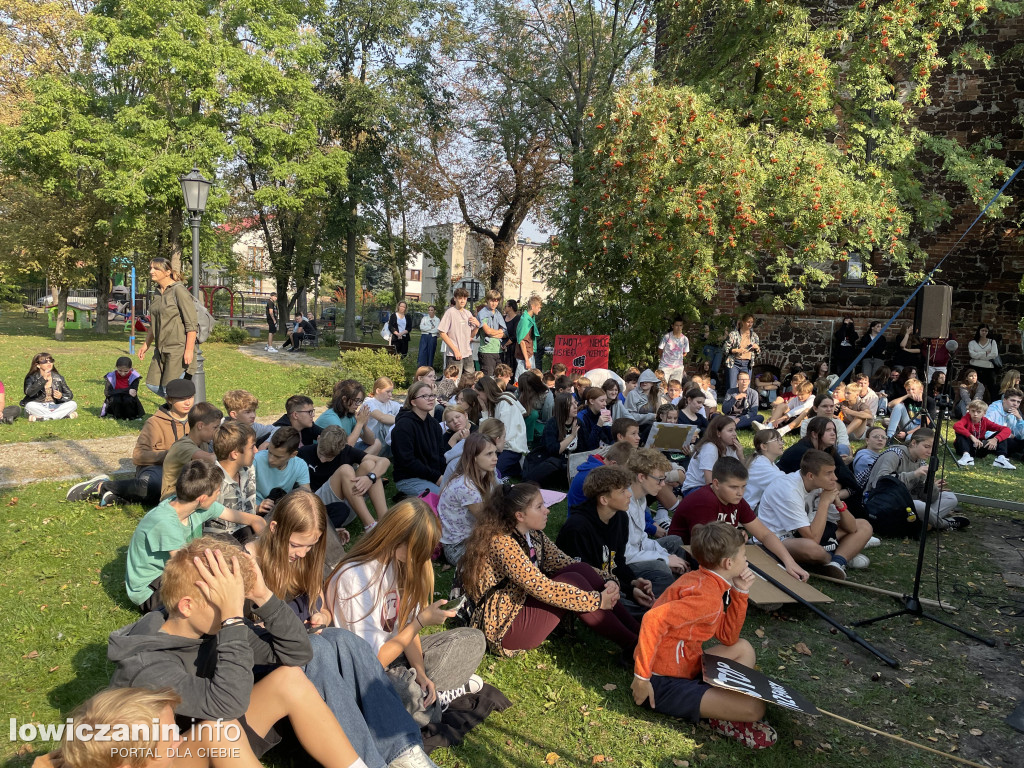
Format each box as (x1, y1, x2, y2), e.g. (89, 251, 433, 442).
(367, 472, 378, 484)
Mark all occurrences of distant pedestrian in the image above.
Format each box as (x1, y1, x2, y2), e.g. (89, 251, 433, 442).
(138, 257, 197, 395)
(265, 293, 279, 352)
(418, 305, 440, 367)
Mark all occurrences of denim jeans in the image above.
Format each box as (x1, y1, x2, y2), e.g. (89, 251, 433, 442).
(887, 404, 922, 438)
(395, 477, 441, 497)
(304, 629, 424, 768)
(702, 344, 723, 376)
(417, 334, 438, 368)
(728, 359, 752, 389)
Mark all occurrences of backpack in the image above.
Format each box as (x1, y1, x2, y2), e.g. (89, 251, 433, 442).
(864, 475, 920, 537)
(193, 295, 214, 343)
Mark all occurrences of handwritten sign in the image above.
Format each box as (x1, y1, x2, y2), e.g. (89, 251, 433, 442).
(552, 335, 610, 375)
(702, 655, 819, 715)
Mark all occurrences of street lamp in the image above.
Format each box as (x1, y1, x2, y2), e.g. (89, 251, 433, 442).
(179, 166, 212, 403)
(312, 258, 322, 328)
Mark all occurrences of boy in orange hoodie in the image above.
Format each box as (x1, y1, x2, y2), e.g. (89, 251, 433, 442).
(631, 521, 777, 749)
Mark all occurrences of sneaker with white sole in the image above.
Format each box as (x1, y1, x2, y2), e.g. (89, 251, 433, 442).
(705, 718, 778, 749)
(776, 424, 791, 436)
(99, 491, 116, 507)
(436, 674, 484, 711)
(994, 455, 1017, 470)
(267, 346, 278, 353)
(957, 452, 974, 467)
(750, 421, 764, 432)
(848, 553, 870, 569)
(388, 745, 440, 768)
(821, 560, 847, 580)
(944, 515, 971, 531)
(66, 475, 109, 502)
(864, 536, 881, 548)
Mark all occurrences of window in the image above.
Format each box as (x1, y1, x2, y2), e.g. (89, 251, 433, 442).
(407, 293, 420, 301)
(246, 246, 267, 272)
(409, 269, 422, 281)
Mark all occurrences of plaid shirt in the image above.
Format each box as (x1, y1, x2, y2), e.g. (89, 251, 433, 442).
(204, 461, 257, 535)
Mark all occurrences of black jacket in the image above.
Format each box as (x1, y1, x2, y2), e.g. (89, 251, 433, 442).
(557, 498, 635, 586)
(271, 414, 322, 448)
(391, 408, 446, 483)
(21, 370, 73, 406)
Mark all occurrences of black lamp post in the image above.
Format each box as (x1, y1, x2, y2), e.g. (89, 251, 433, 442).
(179, 167, 212, 403)
(312, 258, 322, 326)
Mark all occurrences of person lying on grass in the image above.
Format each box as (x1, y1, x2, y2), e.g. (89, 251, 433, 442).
(109, 537, 367, 768)
(631, 521, 777, 750)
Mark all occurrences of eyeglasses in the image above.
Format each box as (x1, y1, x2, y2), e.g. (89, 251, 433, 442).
(296, 409, 315, 416)
(648, 475, 668, 485)
(416, 393, 438, 401)
(770, 437, 785, 445)
(38, 359, 54, 364)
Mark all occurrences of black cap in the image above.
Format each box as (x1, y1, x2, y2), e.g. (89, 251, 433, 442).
(165, 379, 196, 400)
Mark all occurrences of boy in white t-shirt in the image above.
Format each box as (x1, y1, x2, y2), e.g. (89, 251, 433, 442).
(756, 449, 873, 580)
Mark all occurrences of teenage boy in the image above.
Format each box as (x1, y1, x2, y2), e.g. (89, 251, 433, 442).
(624, 449, 689, 596)
(722, 372, 764, 431)
(477, 289, 507, 376)
(514, 295, 542, 379)
(438, 287, 480, 376)
(266, 293, 279, 352)
(269, 394, 322, 448)
(108, 539, 370, 768)
(864, 428, 970, 530)
(985, 386, 1024, 458)
(557, 466, 655, 610)
(300, 425, 390, 531)
(283, 312, 314, 352)
(756, 450, 874, 579)
(668, 457, 809, 582)
(67, 379, 195, 507)
(568, 442, 636, 511)
(222, 388, 275, 444)
(206, 420, 273, 541)
(841, 373, 878, 439)
(886, 378, 931, 441)
(160, 402, 221, 499)
(631, 522, 777, 750)
(252, 426, 311, 504)
(124, 461, 265, 612)
(955, 398, 1014, 468)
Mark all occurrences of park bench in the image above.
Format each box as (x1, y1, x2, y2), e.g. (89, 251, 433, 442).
(337, 340, 391, 354)
(23, 304, 41, 318)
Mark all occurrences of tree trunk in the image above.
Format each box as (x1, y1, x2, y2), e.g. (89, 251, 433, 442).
(94, 258, 110, 334)
(169, 205, 183, 274)
(344, 197, 358, 341)
(54, 284, 68, 341)
(276, 274, 289, 320)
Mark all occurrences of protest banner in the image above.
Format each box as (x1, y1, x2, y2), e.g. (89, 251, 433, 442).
(552, 335, 610, 375)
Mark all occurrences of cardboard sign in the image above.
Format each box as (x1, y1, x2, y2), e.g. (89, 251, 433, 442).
(552, 335, 610, 375)
(683, 545, 833, 608)
(702, 655, 819, 715)
(646, 423, 699, 451)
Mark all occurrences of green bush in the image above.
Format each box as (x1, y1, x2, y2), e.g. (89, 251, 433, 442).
(206, 323, 252, 344)
(321, 329, 337, 347)
(301, 348, 407, 399)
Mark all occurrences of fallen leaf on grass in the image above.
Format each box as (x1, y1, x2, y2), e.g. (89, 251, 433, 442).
(793, 740, 803, 747)
(48, 666, 59, 673)
(969, 728, 983, 736)
(545, 752, 560, 765)
(755, 628, 765, 638)
(7, 497, 18, 506)
(592, 756, 605, 764)
(22, 651, 39, 660)
(602, 683, 617, 691)
(17, 744, 32, 756)
(795, 642, 812, 656)
(672, 760, 689, 767)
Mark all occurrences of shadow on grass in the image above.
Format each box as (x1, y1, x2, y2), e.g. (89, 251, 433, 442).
(99, 545, 138, 612)
(47, 642, 117, 713)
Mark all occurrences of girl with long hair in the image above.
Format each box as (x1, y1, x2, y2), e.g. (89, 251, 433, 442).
(624, 369, 659, 427)
(999, 368, 1021, 395)
(365, 377, 401, 452)
(744, 428, 785, 509)
(460, 482, 640, 658)
(442, 403, 474, 450)
(456, 387, 484, 425)
(680, 414, 743, 494)
(246, 490, 435, 768)
(956, 368, 985, 417)
(723, 313, 760, 390)
(22, 352, 78, 421)
(443, 416, 506, 487)
(326, 498, 486, 716)
(798, 393, 851, 458)
(138, 256, 198, 395)
(476, 376, 528, 475)
(438, 433, 500, 565)
(969, 323, 999, 397)
(522, 393, 578, 484)
(576, 386, 613, 453)
(390, 380, 446, 496)
(778, 416, 864, 514)
(316, 379, 381, 454)
(601, 378, 628, 421)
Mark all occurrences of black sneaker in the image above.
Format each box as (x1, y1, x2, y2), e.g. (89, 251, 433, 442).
(99, 491, 116, 507)
(945, 516, 971, 531)
(66, 475, 109, 502)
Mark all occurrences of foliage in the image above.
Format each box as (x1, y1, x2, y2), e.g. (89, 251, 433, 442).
(541, 0, 1019, 368)
(339, 347, 409, 391)
(205, 324, 251, 344)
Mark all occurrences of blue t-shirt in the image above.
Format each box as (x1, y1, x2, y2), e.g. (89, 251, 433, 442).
(252, 451, 310, 501)
(315, 408, 357, 435)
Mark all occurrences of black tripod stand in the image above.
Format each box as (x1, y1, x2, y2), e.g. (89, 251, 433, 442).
(853, 397, 995, 646)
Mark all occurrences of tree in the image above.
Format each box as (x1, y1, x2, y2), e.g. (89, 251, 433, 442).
(541, 0, 1018, 368)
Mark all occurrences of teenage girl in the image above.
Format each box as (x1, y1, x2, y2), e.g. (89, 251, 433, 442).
(460, 482, 640, 659)
(316, 379, 381, 454)
(438, 433, 500, 565)
(476, 376, 528, 475)
(365, 377, 401, 452)
(744, 429, 785, 509)
(522, 393, 578, 484)
(680, 414, 743, 494)
(326, 499, 486, 716)
(22, 352, 78, 421)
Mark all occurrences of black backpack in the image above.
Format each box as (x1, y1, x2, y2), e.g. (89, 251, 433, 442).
(864, 475, 921, 537)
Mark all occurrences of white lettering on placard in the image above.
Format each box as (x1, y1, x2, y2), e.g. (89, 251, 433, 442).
(714, 661, 761, 696)
(768, 680, 799, 709)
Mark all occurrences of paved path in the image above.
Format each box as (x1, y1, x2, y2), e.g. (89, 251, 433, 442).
(0, 344, 332, 489)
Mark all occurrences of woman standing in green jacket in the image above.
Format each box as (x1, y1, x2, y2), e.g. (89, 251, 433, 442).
(138, 257, 198, 395)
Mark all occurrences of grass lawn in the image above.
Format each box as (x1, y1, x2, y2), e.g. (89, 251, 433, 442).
(0, 322, 1022, 766)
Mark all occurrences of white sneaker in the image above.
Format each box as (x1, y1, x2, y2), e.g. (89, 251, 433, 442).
(267, 346, 278, 353)
(388, 745, 440, 768)
(750, 421, 764, 432)
(994, 455, 1017, 470)
(957, 452, 974, 467)
(436, 674, 484, 711)
(776, 424, 791, 436)
(848, 554, 871, 569)
(864, 536, 881, 549)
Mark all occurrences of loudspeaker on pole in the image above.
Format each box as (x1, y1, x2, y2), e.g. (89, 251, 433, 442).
(913, 284, 953, 338)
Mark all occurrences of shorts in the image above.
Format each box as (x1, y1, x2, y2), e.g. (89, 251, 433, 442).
(267, 322, 278, 334)
(174, 714, 280, 759)
(315, 483, 355, 526)
(647, 674, 711, 723)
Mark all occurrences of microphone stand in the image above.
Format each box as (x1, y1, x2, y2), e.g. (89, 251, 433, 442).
(852, 400, 995, 647)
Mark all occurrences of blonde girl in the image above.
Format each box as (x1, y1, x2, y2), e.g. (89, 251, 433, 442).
(326, 499, 485, 716)
(365, 376, 401, 450)
(438, 433, 500, 565)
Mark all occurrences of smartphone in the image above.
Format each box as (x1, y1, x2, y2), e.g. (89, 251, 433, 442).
(306, 623, 325, 634)
(600, 408, 611, 420)
(441, 594, 467, 613)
